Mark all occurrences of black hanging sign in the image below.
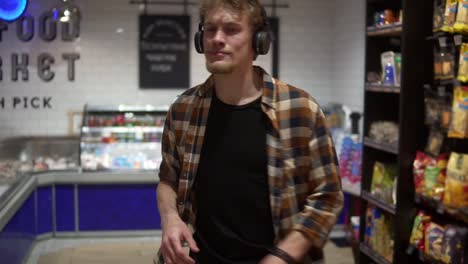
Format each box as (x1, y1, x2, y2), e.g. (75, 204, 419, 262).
(139, 15, 190, 89)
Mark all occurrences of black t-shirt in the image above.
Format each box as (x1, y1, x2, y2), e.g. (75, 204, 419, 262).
(192, 92, 274, 264)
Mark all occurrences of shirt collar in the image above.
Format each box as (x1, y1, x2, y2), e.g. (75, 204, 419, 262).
(197, 66, 277, 110)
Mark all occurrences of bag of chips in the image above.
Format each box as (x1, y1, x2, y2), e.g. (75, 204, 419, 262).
(425, 222, 445, 260)
(434, 0, 447, 32)
(448, 86, 468, 139)
(425, 128, 445, 157)
(408, 211, 432, 253)
(424, 153, 448, 201)
(371, 162, 397, 204)
(442, 0, 459, 32)
(454, 0, 468, 32)
(441, 225, 468, 264)
(414, 151, 429, 195)
(457, 43, 468, 82)
(443, 152, 468, 210)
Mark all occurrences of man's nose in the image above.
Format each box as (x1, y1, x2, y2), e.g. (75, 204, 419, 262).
(212, 30, 226, 44)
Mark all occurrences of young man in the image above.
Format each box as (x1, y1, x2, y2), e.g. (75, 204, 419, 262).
(156, 0, 343, 263)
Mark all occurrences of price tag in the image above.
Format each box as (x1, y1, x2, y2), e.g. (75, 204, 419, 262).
(454, 34, 463, 46)
(438, 36, 447, 48)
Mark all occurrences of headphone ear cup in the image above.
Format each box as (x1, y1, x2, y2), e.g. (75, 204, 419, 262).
(194, 30, 204, 54)
(253, 31, 271, 55)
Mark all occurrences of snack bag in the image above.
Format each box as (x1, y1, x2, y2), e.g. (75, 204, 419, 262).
(441, 225, 468, 264)
(457, 43, 468, 82)
(443, 152, 468, 209)
(435, 48, 443, 79)
(442, 0, 459, 32)
(424, 153, 448, 201)
(371, 162, 397, 204)
(414, 151, 428, 195)
(454, 0, 468, 32)
(425, 222, 445, 260)
(448, 86, 468, 138)
(425, 128, 445, 157)
(434, 0, 447, 31)
(409, 211, 432, 252)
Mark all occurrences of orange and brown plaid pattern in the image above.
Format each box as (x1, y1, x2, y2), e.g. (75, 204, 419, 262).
(158, 66, 343, 259)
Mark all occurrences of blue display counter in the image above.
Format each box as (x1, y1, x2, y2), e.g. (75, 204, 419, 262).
(0, 171, 160, 264)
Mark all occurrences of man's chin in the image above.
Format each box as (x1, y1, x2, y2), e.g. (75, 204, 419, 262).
(206, 62, 235, 74)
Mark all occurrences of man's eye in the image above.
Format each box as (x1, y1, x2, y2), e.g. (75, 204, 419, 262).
(205, 27, 216, 32)
(225, 27, 239, 34)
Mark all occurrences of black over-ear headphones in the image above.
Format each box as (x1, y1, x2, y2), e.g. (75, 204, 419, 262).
(194, 4, 271, 56)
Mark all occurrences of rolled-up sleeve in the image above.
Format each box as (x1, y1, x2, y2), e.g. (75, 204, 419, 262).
(293, 107, 344, 248)
(158, 107, 180, 191)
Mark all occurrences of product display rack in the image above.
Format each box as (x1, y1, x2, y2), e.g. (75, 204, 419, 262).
(407, 0, 468, 262)
(359, 1, 433, 264)
(79, 104, 168, 171)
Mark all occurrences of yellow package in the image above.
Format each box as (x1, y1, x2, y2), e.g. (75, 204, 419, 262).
(443, 152, 468, 209)
(454, 0, 468, 32)
(442, 0, 459, 32)
(457, 43, 468, 82)
(448, 86, 468, 138)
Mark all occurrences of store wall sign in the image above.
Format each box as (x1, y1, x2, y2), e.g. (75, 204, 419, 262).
(0, 97, 52, 109)
(0, 11, 80, 82)
(139, 15, 190, 89)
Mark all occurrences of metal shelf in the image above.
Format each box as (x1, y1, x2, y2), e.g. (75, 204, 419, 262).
(365, 84, 401, 94)
(363, 137, 398, 155)
(362, 190, 396, 215)
(367, 23, 402, 37)
(360, 243, 392, 264)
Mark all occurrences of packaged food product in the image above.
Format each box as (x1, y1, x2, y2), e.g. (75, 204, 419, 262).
(448, 86, 468, 138)
(413, 151, 429, 195)
(371, 162, 397, 204)
(441, 225, 468, 264)
(409, 211, 432, 252)
(381, 51, 400, 86)
(442, 0, 459, 32)
(435, 48, 443, 80)
(425, 92, 442, 126)
(443, 152, 468, 209)
(435, 0, 447, 31)
(424, 153, 448, 201)
(441, 47, 456, 79)
(425, 222, 445, 260)
(425, 128, 445, 157)
(454, 0, 468, 32)
(457, 43, 468, 82)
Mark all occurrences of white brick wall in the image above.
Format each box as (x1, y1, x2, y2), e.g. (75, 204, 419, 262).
(0, 0, 364, 138)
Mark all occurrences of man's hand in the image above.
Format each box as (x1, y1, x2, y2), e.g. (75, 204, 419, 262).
(259, 254, 288, 264)
(160, 214, 199, 264)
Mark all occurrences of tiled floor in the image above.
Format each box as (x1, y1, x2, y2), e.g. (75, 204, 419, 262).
(26, 237, 355, 264)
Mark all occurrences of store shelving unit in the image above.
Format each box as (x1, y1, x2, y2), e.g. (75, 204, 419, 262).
(359, 0, 433, 264)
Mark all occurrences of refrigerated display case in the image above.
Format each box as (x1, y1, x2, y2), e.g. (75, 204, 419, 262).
(80, 105, 168, 171)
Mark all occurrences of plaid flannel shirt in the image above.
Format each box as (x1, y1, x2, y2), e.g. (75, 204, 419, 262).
(158, 66, 343, 262)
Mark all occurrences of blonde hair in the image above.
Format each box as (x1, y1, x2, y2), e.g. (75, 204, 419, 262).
(199, 0, 266, 32)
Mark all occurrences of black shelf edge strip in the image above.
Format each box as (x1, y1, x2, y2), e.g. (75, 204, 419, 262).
(415, 194, 468, 224)
(366, 84, 401, 93)
(360, 243, 393, 264)
(362, 190, 396, 215)
(363, 137, 399, 155)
